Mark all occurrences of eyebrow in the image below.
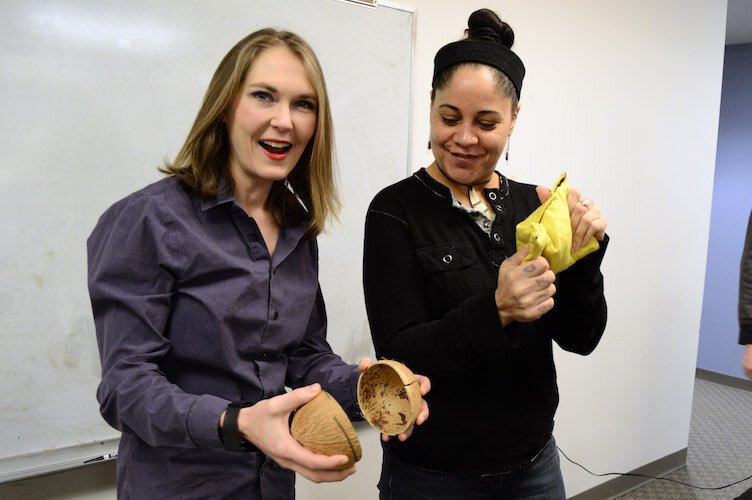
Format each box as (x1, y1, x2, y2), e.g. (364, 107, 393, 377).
(246, 82, 317, 102)
(438, 104, 502, 118)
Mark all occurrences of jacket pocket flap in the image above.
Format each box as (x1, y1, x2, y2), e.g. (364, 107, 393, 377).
(416, 243, 475, 272)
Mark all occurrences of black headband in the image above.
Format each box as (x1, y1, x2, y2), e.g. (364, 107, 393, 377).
(432, 39, 525, 98)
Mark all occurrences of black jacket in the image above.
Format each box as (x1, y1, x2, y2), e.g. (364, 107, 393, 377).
(740, 210, 752, 344)
(363, 168, 608, 473)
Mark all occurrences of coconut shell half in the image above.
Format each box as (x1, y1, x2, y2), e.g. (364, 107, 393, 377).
(290, 390, 362, 469)
(357, 359, 422, 435)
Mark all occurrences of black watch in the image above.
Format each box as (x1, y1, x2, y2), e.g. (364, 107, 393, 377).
(221, 401, 257, 452)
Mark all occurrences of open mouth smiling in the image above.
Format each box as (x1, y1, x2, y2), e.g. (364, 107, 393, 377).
(259, 140, 292, 154)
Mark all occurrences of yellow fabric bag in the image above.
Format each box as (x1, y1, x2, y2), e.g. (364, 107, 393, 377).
(515, 173, 599, 274)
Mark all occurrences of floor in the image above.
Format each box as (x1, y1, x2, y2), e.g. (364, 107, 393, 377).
(615, 378, 752, 499)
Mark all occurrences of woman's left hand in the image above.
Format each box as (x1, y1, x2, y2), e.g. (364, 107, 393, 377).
(357, 357, 431, 442)
(536, 186, 607, 252)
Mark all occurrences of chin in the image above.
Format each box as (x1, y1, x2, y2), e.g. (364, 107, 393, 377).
(445, 166, 491, 186)
(260, 164, 297, 181)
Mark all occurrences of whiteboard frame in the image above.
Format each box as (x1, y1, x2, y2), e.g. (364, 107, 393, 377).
(0, 438, 119, 484)
(384, 0, 417, 175)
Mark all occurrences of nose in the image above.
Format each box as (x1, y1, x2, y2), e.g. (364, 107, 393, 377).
(454, 123, 478, 147)
(270, 104, 293, 132)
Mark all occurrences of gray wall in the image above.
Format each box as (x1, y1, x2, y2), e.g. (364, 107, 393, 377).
(698, 43, 752, 378)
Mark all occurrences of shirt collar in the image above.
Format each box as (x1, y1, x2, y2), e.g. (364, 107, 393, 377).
(414, 168, 451, 199)
(414, 167, 508, 204)
(200, 177, 234, 211)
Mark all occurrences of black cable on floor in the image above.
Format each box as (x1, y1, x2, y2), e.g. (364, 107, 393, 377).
(557, 445, 752, 491)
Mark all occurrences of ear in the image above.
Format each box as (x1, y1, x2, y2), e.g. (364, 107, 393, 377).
(509, 103, 521, 133)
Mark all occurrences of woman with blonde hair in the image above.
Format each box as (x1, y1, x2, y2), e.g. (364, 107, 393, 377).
(88, 28, 428, 499)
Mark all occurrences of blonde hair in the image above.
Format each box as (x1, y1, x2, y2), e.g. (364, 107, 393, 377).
(161, 28, 340, 237)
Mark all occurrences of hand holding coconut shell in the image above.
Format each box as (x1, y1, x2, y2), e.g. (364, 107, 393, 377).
(232, 384, 357, 483)
(288, 358, 430, 468)
(290, 390, 362, 470)
(357, 358, 430, 442)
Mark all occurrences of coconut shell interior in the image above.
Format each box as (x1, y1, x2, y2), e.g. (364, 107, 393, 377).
(357, 360, 422, 435)
(290, 391, 362, 469)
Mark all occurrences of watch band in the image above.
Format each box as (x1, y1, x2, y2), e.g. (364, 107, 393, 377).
(221, 401, 257, 452)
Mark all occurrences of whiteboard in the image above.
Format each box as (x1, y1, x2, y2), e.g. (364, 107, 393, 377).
(0, 0, 413, 481)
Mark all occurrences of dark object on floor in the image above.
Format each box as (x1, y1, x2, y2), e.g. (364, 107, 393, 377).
(736, 486, 752, 499)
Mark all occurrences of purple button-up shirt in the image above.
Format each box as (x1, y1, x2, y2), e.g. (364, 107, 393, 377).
(87, 176, 359, 498)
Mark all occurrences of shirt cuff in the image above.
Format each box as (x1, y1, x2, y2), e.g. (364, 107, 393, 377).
(740, 324, 752, 345)
(349, 368, 363, 421)
(187, 394, 232, 448)
(464, 290, 521, 352)
(329, 365, 362, 421)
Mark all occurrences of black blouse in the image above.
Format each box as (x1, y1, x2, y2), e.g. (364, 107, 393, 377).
(363, 168, 608, 473)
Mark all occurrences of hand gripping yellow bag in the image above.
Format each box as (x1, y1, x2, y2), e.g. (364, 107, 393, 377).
(515, 173, 599, 274)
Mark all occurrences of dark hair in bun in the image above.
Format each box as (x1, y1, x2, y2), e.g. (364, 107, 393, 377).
(432, 8, 525, 109)
(466, 8, 514, 48)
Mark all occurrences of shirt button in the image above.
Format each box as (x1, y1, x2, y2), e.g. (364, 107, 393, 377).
(495, 205, 503, 212)
(442, 254, 453, 264)
(483, 221, 490, 229)
(488, 192, 497, 200)
(493, 233, 501, 242)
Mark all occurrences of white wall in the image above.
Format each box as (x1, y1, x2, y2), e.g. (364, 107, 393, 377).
(0, 0, 727, 498)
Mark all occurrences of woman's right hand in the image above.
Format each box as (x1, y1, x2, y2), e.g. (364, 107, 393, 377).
(235, 384, 356, 483)
(495, 245, 556, 327)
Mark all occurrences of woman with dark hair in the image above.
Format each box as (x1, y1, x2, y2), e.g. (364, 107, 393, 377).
(88, 28, 428, 499)
(363, 9, 608, 499)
